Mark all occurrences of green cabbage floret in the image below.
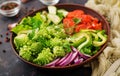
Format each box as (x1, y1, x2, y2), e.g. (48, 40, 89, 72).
(14, 34, 29, 49)
(19, 46, 32, 61)
(53, 46, 65, 57)
(33, 48, 54, 65)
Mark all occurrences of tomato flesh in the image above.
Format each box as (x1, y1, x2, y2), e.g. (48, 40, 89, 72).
(63, 10, 102, 34)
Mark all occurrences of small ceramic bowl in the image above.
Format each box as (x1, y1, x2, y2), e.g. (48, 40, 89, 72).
(11, 4, 110, 70)
(0, 0, 21, 17)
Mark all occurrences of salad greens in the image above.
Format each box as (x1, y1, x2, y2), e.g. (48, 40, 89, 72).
(12, 6, 107, 66)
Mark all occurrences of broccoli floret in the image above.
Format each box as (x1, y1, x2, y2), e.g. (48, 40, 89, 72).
(14, 34, 29, 49)
(19, 46, 32, 61)
(53, 46, 65, 57)
(33, 48, 54, 65)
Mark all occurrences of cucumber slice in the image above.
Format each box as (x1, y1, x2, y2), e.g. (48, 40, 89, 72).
(57, 9, 68, 17)
(47, 14, 61, 24)
(48, 6, 57, 15)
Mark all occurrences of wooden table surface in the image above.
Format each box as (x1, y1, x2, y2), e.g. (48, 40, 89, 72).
(0, 0, 92, 76)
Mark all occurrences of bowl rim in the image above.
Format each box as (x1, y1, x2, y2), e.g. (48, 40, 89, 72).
(10, 3, 110, 69)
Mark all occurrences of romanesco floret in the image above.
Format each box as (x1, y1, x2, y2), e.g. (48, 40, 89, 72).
(19, 46, 32, 61)
(30, 42, 43, 55)
(53, 24, 67, 38)
(53, 46, 65, 57)
(32, 28, 51, 41)
(33, 48, 54, 65)
(14, 34, 29, 49)
(50, 37, 63, 47)
(46, 24, 67, 38)
(53, 29, 67, 38)
(46, 25, 57, 36)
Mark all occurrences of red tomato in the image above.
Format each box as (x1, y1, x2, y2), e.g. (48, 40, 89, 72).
(75, 24, 87, 32)
(81, 15, 92, 23)
(63, 18, 75, 28)
(86, 23, 93, 29)
(92, 17, 99, 23)
(75, 23, 93, 33)
(67, 10, 84, 18)
(63, 10, 102, 34)
(92, 22, 102, 30)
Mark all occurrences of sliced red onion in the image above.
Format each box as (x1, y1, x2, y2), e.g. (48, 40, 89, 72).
(44, 58, 60, 67)
(45, 46, 91, 67)
(71, 46, 91, 59)
(55, 53, 69, 65)
(74, 57, 84, 64)
(73, 56, 79, 63)
(71, 46, 78, 52)
(58, 52, 73, 66)
(59, 51, 78, 66)
(78, 52, 91, 59)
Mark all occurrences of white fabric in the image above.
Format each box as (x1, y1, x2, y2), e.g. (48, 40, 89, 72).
(85, 0, 120, 76)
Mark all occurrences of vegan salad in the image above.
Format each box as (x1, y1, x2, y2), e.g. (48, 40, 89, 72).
(12, 6, 107, 67)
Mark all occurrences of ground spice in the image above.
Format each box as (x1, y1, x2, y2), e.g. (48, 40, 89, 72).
(1, 2, 18, 10)
(0, 41, 2, 44)
(6, 32, 9, 35)
(3, 50, 6, 53)
(5, 37, 10, 42)
(0, 34, 3, 37)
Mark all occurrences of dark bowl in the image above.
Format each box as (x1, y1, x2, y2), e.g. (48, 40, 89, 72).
(10, 4, 110, 70)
